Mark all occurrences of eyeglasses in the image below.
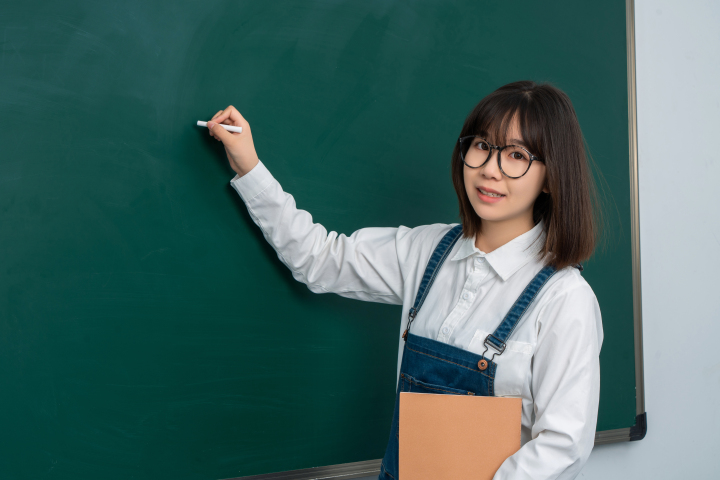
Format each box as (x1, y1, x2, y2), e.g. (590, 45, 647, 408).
(458, 135, 544, 179)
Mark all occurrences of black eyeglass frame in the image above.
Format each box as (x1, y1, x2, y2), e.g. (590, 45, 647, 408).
(458, 135, 545, 179)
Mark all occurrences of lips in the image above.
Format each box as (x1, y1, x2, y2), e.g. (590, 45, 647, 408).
(475, 187, 505, 204)
(477, 187, 505, 197)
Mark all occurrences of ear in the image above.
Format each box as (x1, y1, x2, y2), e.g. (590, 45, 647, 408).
(542, 185, 550, 194)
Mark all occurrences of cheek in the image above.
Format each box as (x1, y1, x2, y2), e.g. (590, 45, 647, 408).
(523, 170, 546, 198)
(463, 172, 475, 195)
(508, 177, 545, 206)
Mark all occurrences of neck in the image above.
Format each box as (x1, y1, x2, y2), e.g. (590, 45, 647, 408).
(475, 216, 536, 254)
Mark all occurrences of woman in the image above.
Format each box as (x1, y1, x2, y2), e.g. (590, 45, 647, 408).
(205, 80, 603, 480)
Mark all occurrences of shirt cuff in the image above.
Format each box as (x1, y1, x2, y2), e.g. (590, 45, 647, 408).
(229, 160, 274, 202)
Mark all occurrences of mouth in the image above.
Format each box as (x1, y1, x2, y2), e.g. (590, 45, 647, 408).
(477, 187, 505, 198)
(476, 187, 505, 204)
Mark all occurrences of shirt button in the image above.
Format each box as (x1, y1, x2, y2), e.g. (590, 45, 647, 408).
(442, 326, 449, 334)
(463, 292, 471, 300)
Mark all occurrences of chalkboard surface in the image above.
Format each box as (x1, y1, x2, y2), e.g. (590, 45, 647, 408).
(1, 1, 638, 479)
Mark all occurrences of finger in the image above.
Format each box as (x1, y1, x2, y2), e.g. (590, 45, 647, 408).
(225, 106, 249, 128)
(207, 120, 235, 143)
(211, 106, 248, 128)
(209, 109, 230, 138)
(211, 109, 231, 125)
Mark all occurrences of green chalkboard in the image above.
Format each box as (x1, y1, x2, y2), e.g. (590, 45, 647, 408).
(0, 1, 642, 479)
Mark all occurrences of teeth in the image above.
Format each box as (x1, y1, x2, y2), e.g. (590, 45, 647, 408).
(479, 188, 504, 198)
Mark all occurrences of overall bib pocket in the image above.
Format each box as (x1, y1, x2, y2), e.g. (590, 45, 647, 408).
(400, 373, 475, 396)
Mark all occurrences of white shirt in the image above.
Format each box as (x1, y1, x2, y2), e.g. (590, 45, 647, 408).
(230, 159, 603, 480)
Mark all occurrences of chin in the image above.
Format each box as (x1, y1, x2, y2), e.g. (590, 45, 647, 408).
(471, 204, 505, 222)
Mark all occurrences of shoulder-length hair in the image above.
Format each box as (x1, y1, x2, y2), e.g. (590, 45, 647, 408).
(450, 80, 599, 271)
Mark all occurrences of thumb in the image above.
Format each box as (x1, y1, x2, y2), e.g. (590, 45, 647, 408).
(207, 121, 234, 143)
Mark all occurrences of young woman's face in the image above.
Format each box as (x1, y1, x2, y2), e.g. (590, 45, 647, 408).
(463, 116, 548, 228)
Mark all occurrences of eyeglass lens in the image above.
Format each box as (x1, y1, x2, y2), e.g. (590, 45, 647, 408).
(460, 136, 533, 178)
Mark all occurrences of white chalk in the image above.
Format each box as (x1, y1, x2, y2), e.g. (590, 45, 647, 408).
(197, 120, 242, 133)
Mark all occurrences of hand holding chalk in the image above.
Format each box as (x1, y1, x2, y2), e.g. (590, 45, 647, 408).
(202, 106, 259, 178)
(197, 121, 242, 133)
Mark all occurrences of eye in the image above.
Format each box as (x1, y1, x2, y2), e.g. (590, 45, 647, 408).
(475, 139, 490, 151)
(506, 146, 530, 161)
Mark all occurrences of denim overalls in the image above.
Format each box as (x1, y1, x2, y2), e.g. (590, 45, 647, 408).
(378, 224, 563, 480)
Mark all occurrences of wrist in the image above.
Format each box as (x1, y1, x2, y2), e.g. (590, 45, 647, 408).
(234, 157, 259, 178)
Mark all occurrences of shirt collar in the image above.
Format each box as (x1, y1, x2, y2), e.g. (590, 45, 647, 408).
(450, 220, 546, 281)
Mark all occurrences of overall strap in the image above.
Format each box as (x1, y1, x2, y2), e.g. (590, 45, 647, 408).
(483, 264, 558, 358)
(402, 224, 464, 341)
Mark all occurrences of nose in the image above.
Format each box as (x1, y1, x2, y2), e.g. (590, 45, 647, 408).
(481, 148, 503, 180)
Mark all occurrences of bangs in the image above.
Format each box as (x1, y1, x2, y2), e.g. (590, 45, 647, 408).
(469, 94, 545, 160)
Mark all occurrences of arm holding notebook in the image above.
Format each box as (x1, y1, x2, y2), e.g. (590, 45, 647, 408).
(493, 282, 603, 480)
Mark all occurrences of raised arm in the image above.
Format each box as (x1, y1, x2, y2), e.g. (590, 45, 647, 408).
(205, 106, 405, 304)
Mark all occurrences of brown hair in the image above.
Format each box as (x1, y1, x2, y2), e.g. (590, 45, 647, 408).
(450, 80, 600, 271)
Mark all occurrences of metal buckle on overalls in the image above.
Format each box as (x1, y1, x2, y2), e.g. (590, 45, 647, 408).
(480, 334, 506, 363)
(402, 308, 419, 342)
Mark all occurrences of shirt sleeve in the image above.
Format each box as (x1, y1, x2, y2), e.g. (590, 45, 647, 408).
(494, 281, 604, 480)
(229, 160, 405, 305)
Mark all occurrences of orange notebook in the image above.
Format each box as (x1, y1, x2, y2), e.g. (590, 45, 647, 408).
(399, 392, 522, 480)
